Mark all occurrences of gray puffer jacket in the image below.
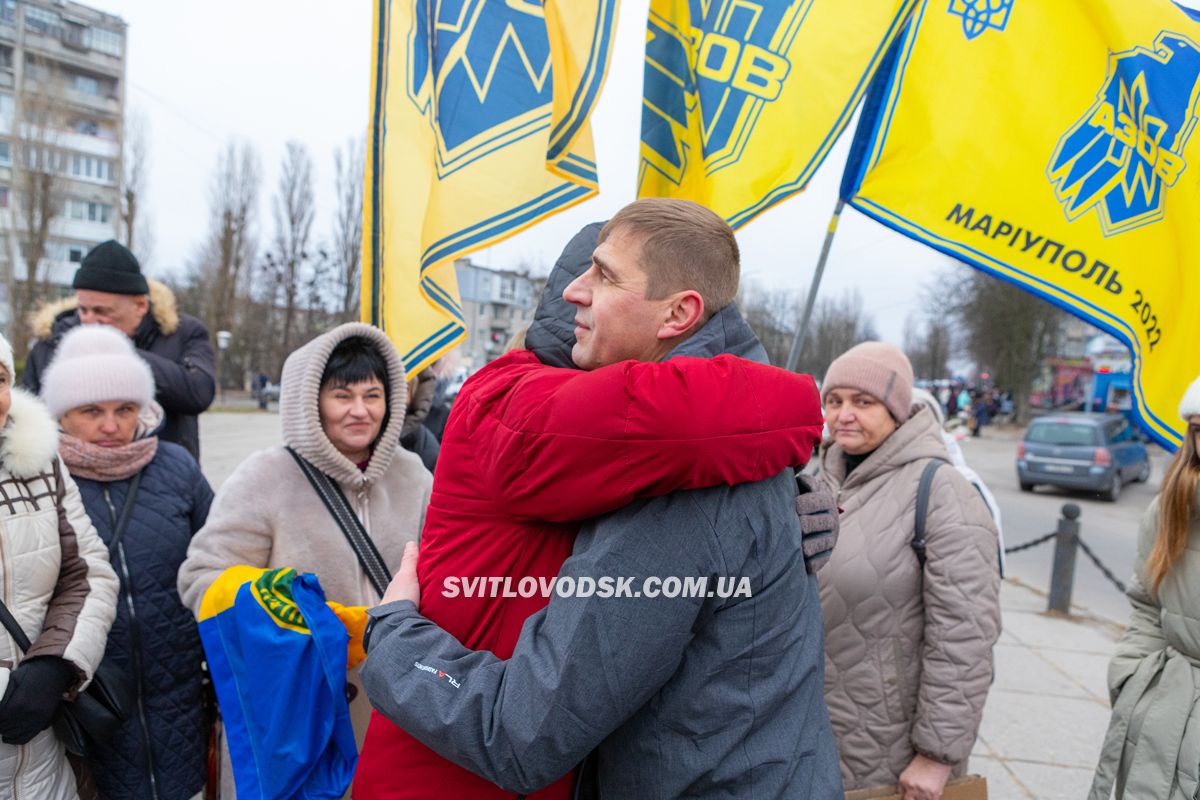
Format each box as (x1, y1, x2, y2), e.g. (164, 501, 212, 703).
(1089, 489, 1200, 800)
(817, 406, 1001, 790)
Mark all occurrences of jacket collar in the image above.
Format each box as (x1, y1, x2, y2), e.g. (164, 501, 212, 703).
(31, 279, 181, 341)
(1, 388, 60, 479)
(820, 405, 950, 492)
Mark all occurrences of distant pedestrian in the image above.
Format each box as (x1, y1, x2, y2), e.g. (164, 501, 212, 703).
(22, 240, 216, 459)
(1090, 376, 1200, 800)
(817, 342, 1001, 796)
(41, 325, 214, 800)
(253, 371, 270, 410)
(0, 330, 119, 799)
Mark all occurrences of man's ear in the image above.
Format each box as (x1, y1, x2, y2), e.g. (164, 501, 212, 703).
(657, 290, 705, 340)
(133, 294, 150, 315)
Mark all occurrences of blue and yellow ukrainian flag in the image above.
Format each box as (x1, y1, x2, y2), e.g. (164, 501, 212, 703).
(841, 0, 1200, 448)
(199, 567, 358, 800)
(364, 0, 618, 375)
(637, 0, 916, 228)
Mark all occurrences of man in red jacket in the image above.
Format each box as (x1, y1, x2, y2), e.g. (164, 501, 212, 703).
(356, 199, 839, 799)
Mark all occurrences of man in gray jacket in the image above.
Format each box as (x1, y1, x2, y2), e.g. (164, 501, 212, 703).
(361, 199, 842, 799)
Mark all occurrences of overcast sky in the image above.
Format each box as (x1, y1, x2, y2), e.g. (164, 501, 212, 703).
(84, 0, 1026, 345)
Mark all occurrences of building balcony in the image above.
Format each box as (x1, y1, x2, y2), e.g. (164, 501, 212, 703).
(63, 88, 119, 116)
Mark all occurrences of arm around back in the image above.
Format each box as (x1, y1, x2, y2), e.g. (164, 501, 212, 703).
(475, 351, 824, 521)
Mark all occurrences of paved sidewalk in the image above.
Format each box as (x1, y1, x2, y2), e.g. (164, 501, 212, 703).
(976, 579, 1123, 799)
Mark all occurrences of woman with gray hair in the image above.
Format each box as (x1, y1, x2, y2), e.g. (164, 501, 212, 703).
(816, 342, 1001, 799)
(41, 324, 214, 800)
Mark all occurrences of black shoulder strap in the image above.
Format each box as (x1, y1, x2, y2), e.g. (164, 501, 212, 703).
(286, 447, 392, 599)
(0, 595, 32, 653)
(911, 459, 949, 569)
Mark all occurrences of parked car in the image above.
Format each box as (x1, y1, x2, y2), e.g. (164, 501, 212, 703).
(1016, 413, 1150, 502)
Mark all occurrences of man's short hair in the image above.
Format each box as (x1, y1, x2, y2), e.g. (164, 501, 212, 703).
(598, 198, 739, 319)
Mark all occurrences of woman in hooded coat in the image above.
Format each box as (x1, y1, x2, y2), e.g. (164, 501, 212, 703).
(177, 322, 431, 793)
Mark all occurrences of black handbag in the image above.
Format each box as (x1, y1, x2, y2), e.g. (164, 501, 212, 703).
(0, 465, 140, 756)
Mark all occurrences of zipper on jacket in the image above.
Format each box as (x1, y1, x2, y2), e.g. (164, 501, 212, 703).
(11, 742, 24, 800)
(105, 486, 161, 800)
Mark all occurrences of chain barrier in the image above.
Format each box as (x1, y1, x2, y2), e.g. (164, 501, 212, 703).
(1000, 528, 1128, 595)
(1003, 532, 1057, 555)
(1074, 534, 1128, 595)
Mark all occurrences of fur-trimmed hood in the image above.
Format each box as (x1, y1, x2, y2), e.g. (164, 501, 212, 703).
(29, 279, 180, 340)
(1, 387, 60, 479)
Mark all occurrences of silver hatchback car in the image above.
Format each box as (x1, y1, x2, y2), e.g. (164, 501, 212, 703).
(1016, 413, 1151, 502)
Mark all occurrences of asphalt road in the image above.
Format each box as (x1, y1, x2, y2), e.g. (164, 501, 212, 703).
(958, 425, 1169, 624)
(197, 410, 1161, 624)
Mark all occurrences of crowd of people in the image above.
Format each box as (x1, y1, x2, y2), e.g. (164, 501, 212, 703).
(0, 206, 1194, 800)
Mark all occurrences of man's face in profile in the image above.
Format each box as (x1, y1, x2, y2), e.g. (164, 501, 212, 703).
(76, 289, 149, 337)
(563, 229, 668, 370)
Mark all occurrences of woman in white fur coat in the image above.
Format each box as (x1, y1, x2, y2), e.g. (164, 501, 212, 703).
(0, 332, 119, 799)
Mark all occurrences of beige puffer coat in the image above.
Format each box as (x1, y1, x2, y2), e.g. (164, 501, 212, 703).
(1089, 489, 1200, 799)
(817, 405, 1001, 790)
(177, 323, 432, 796)
(0, 388, 118, 800)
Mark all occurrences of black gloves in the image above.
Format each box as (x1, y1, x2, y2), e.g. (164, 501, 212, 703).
(796, 474, 840, 574)
(0, 656, 77, 745)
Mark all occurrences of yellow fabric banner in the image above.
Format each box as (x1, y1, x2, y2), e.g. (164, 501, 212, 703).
(364, 0, 618, 374)
(844, 0, 1200, 447)
(637, 0, 916, 228)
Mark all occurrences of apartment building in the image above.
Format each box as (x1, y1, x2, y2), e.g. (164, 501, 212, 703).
(0, 0, 125, 330)
(454, 257, 542, 370)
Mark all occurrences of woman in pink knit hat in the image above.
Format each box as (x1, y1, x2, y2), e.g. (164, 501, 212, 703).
(815, 341, 1002, 799)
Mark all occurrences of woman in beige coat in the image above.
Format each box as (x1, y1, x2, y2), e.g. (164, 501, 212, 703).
(177, 322, 432, 794)
(1089, 376, 1200, 800)
(817, 342, 1001, 800)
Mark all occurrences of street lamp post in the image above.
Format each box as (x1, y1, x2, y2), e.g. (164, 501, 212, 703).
(216, 330, 232, 406)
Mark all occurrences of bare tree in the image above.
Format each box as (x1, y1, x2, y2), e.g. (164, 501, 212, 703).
(332, 136, 364, 321)
(266, 140, 315, 355)
(941, 264, 1065, 422)
(120, 107, 154, 266)
(795, 289, 880, 380)
(738, 279, 803, 368)
(9, 56, 68, 358)
(903, 309, 954, 380)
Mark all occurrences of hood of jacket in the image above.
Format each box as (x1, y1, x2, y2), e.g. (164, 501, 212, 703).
(820, 404, 951, 492)
(1, 387, 60, 479)
(29, 279, 181, 340)
(279, 322, 408, 487)
(525, 222, 768, 369)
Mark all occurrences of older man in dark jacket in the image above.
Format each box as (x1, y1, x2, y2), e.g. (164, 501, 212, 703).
(362, 200, 842, 799)
(21, 240, 216, 459)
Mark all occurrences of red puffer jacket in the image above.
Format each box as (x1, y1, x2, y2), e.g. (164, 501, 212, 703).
(354, 349, 823, 799)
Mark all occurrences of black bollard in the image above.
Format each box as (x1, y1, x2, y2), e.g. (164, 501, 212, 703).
(1047, 504, 1082, 615)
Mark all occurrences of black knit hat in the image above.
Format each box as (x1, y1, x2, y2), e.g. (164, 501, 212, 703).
(72, 240, 149, 295)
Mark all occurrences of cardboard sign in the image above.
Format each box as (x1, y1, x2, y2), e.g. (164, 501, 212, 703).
(845, 775, 988, 800)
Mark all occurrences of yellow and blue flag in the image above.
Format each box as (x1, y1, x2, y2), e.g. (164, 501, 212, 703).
(364, 0, 618, 374)
(637, 0, 916, 228)
(199, 567, 357, 800)
(842, 0, 1200, 448)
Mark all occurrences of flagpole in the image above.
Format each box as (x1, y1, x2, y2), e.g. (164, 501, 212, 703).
(785, 199, 846, 372)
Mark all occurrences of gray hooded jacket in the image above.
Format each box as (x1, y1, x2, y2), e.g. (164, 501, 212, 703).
(361, 224, 842, 799)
